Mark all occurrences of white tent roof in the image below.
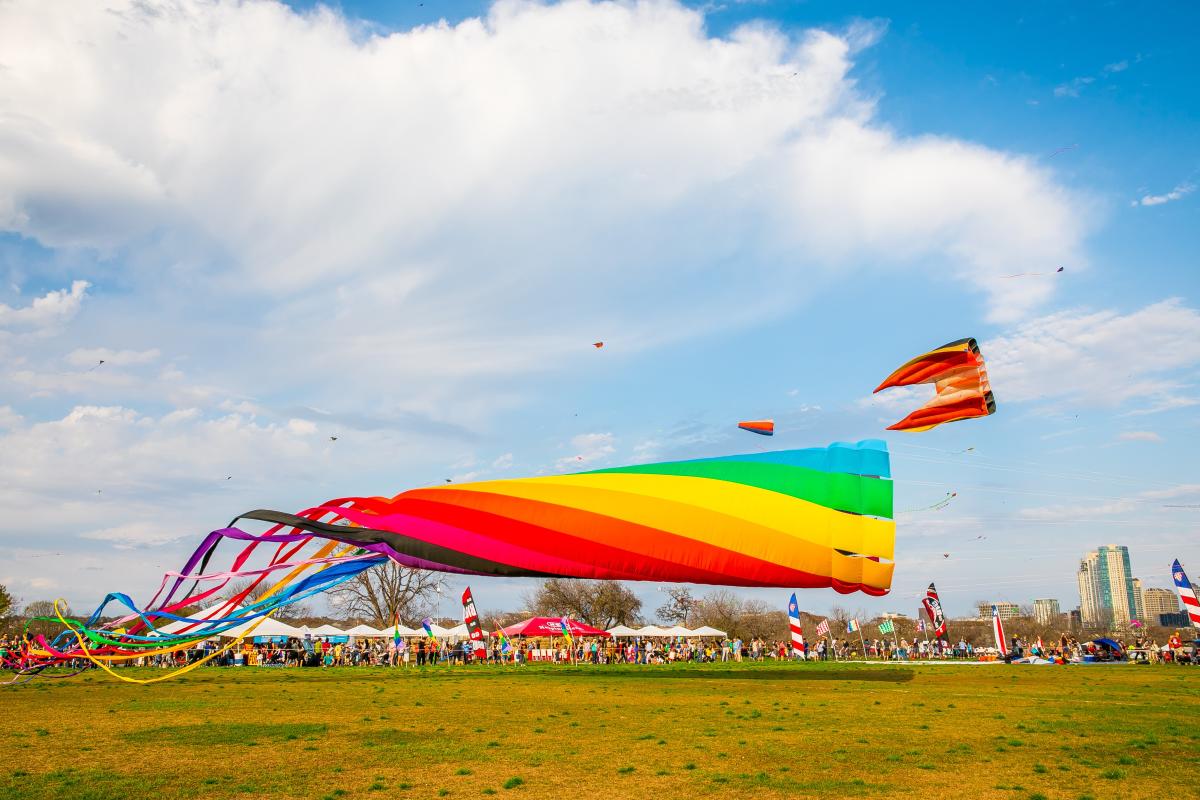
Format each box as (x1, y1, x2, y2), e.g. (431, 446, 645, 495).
(217, 616, 305, 639)
(304, 624, 346, 636)
(690, 625, 727, 637)
(154, 603, 245, 635)
(634, 625, 671, 637)
(662, 625, 694, 636)
(440, 623, 469, 637)
(606, 624, 641, 637)
(344, 624, 386, 636)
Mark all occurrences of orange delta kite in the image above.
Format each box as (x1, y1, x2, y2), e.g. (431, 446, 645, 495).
(737, 419, 775, 436)
(873, 338, 996, 432)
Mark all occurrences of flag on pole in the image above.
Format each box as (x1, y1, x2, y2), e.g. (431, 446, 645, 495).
(991, 605, 1008, 655)
(922, 582, 948, 638)
(393, 611, 402, 647)
(916, 619, 927, 633)
(1172, 559, 1200, 628)
(495, 627, 512, 653)
(815, 619, 830, 637)
(846, 619, 859, 633)
(559, 616, 574, 645)
(878, 619, 895, 635)
(787, 593, 805, 654)
(461, 587, 487, 658)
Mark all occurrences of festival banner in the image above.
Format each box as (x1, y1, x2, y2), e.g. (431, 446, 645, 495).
(922, 582, 948, 638)
(461, 587, 487, 658)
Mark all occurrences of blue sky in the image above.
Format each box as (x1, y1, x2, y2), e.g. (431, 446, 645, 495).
(0, 0, 1196, 623)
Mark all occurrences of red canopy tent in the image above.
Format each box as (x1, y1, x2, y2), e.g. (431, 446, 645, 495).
(499, 617, 612, 638)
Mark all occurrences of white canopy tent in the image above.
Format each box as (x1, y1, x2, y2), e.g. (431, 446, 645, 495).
(154, 603, 245, 636)
(634, 625, 671, 637)
(662, 625, 694, 637)
(690, 625, 727, 637)
(302, 624, 346, 636)
(605, 624, 641, 637)
(216, 617, 305, 639)
(343, 624, 388, 637)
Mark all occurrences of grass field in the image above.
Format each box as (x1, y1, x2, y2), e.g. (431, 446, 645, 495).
(2, 661, 1197, 800)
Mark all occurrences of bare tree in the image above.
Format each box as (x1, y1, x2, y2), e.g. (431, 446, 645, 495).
(22, 600, 74, 638)
(326, 562, 439, 627)
(221, 578, 312, 624)
(526, 578, 642, 629)
(655, 586, 700, 625)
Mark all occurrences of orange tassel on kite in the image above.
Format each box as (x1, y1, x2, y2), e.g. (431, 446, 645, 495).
(873, 338, 996, 432)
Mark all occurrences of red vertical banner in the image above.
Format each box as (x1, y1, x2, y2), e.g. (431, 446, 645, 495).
(462, 587, 487, 658)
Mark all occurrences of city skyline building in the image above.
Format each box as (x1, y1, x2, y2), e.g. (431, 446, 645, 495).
(1033, 598, 1061, 625)
(1142, 587, 1180, 619)
(1077, 545, 1138, 628)
(977, 601, 1020, 620)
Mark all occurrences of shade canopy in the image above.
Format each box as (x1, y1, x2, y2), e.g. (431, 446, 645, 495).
(662, 625, 693, 636)
(304, 624, 346, 636)
(606, 624, 641, 637)
(217, 617, 305, 639)
(344, 624, 388, 636)
(154, 603, 245, 635)
(500, 617, 612, 638)
(634, 625, 670, 637)
(689, 625, 727, 637)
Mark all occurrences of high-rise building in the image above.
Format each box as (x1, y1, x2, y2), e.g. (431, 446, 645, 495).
(1142, 587, 1180, 618)
(1033, 598, 1061, 625)
(1077, 545, 1138, 628)
(1077, 552, 1105, 626)
(977, 601, 1020, 620)
(1132, 578, 1145, 620)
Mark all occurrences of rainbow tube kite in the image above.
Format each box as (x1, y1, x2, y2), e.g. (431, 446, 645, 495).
(243, 438, 894, 595)
(873, 338, 996, 432)
(3, 440, 892, 684)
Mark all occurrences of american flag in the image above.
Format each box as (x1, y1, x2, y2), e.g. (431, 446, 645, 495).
(815, 619, 830, 636)
(1172, 559, 1200, 628)
(916, 619, 927, 633)
(787, 593, 805, 653)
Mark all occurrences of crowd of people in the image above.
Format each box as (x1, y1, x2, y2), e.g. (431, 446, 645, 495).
(4, 629, 1196, 671)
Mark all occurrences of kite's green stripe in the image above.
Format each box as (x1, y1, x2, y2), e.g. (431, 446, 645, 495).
(586, 461, 893, 519)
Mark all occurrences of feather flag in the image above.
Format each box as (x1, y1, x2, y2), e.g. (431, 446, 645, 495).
(991, 605, 1008, 655)
(1172, 559, 1200, 628)
(461, 587, 487, 658)
(787, 593, 805, 654)
(921, 582, 948, 638)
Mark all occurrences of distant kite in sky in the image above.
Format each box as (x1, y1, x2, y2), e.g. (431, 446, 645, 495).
(900, 491, 957, 514)
(1047, 143, 1078, 158)
(1001, 266, 1064, 278)
(87, 360, 105, 372)
(874, 338, 996, 432)
(593, 342, 604, 348)
(737, 419, 775, 436)
(330, 436, 338, 442)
